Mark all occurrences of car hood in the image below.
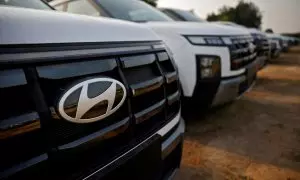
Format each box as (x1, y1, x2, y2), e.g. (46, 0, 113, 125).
(144, 21, 249, 36)
(266, 33, 282, 39)
(0, 6, 160, 45)
(248, 28, 267, 36)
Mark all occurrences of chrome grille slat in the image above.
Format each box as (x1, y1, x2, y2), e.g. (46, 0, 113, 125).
(130, 76, 164, 97)
(36, 43, 180, 146)
(58, 118, 130, 150)
(167, 91, 180, 105)
(165, 72, 177, 84)
(0, 42, 181, 178)
(134, 99, 165, 124)
(229, 36, 257, 70)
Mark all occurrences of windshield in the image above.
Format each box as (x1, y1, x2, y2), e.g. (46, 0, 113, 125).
(170, 9, 204, 22)
(0, 0, 52, 10)
(96, 0, 173, 22)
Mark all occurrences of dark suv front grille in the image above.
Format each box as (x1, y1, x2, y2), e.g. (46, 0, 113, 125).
(229, 35, 257, 70)
(0, 41, 180, 179)
(252, 33, 270, 57)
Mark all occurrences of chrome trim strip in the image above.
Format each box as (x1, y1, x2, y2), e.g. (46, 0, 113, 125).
(82, 133, 157, 180)
(157, 111, 181, 136)
(212, 76, 246, 106)
(0, 154, 48, 179)
(0, 112, 41, 139)
(0, 69, 27, 88)
(83, 111, 181, 180)
(120, 54, 156, 68)
(134, 100, 165, 124)
(157, 52, 169, 61)
(167, 91, 180, 105)
(37, 58, 117, 79)
(131, 76, 164, 97)
(58, 118, 129, 150)
(165, 72, 177, 84)
(161, 119, 185, 159)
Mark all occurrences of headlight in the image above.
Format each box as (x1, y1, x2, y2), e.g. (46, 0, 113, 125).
(197, 56, 221, 78)
(185, 36, 225, 45)
(222, 37, 233, 45)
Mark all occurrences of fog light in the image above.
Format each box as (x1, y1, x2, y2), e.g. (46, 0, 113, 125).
(201, 68, 213, 78)
(197, 55, 221, 79)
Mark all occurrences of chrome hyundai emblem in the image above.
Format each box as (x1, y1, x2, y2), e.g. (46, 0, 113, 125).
(58, 78, 126, 123)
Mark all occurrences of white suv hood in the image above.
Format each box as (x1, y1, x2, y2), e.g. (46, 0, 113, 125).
(248, 28, 267, 36)
(0, 6, 160, 45)
(145, 21, 249, 36)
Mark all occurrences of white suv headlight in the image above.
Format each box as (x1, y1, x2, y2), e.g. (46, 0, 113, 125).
(185, 36, 225, 45)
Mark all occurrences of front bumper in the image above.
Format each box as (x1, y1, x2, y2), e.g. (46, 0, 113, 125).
(256, 55, 269, 70)
(190, 59, 258, 107)
(84, 113, 185, 180)
(211, 60, 258, 106)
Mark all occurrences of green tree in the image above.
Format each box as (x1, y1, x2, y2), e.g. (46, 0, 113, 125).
(142, 0, 157, 7)
(207, 0, 262, 28)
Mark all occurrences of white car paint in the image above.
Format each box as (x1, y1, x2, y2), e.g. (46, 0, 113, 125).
(0, 6, 161, 45)
(144, 21, 250, 97)
(248, 28, 266, 35)
(215, 21, 267, 36)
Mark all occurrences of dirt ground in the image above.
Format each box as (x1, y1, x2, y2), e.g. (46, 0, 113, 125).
(176, 46, 300, 180)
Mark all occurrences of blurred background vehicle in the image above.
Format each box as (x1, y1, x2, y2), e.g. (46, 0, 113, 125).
(160, 8, 205, 22)
(266, 33, 283, 58)
(280, 35, 290, 52)
(158, 9, 270, 70)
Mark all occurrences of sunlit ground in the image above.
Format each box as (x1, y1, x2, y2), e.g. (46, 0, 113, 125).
(176, 46, 300, 180)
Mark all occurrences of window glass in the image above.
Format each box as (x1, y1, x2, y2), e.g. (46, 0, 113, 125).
(96, 0, 172, 22)
(0, 0, 51, 10)
(171, 9, 205, 22)
(67, 0, 100, 16)
(161, 9, 185, 21)
(54, 4, 64, 11)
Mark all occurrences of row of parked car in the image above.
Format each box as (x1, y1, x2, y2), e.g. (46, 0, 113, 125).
(161, 8, 299, 58)
(0, 0, 298, 179)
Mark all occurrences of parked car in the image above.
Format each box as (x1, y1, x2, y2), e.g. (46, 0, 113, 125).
(247, 28, 271, 67)
(279, 35, 290, 52)
(213, 21, 271, 69)
(266, 33, 283, 58)
(160, 8, 205, 22)
(49, 0, 259, 107)
(161, 11, 270, 69)
(288, 36, 299, 46)
(0, 4, 184, 180)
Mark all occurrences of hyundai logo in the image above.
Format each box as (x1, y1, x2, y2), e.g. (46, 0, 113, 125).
(58, 78, 126, 123)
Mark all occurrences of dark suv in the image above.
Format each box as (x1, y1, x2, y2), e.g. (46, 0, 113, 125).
(0, 3, 184, 180)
